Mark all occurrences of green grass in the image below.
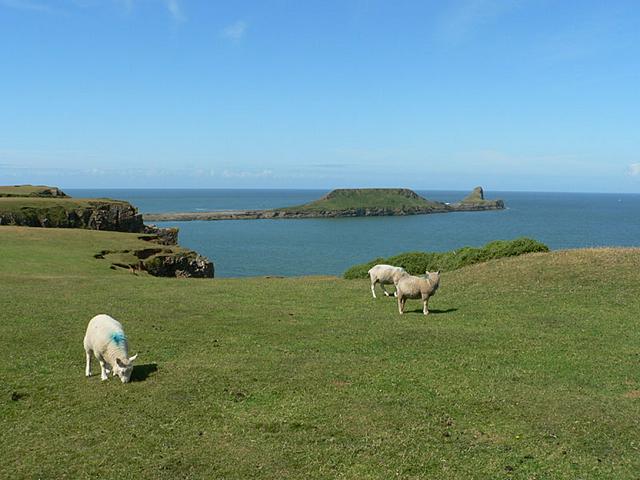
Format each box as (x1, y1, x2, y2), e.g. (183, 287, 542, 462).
(458, 186, 487, 203)
(1, 226, 640, 479)
(0, 184, 67, 197)
(344, 237, 550, 278)
(279, 188, 444, 212)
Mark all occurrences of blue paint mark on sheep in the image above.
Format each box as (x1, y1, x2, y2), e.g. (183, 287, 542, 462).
(111, 331, 126, 346)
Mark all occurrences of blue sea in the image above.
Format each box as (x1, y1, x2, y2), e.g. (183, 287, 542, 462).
(67, 189, 640, 277)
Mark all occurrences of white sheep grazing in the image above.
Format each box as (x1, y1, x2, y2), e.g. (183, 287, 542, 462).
(396, 271, 441, 315)
(84, 314, 138, 383)
(368, 264, 409, 299)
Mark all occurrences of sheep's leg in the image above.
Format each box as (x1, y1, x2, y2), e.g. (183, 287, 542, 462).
(99, 359, 110, 381)
(398, 296, 404, 314)
(381, 284, 393, 297)
(423, 296, 430, 315)
(370, 280, 377, 299)
(85, 351, 92, 377)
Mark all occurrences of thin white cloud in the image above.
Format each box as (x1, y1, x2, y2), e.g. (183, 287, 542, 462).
(221, 20, 248, 41)
(222, 169, 272, 178)
(628, 164, 640, 176)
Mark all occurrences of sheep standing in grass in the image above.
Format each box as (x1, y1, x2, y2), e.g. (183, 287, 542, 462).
(84, 314, 137, 383)
(368, 264, 409, 298)
(396, 271, 440, 315)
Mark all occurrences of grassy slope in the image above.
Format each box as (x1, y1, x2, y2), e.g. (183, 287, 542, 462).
(280, 189, 443, 212)
(1, 226, 640, 479)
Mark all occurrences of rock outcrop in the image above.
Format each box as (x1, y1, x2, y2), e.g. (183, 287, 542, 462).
(450, 186, 505, 211)
(144, 251, 214, 278)
(142, 224, 179, 245)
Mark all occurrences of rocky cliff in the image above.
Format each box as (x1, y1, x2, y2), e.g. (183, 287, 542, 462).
(0, 199, 145, 232)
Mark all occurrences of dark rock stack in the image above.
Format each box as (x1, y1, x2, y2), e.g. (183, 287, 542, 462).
(451, 186, 504, 211)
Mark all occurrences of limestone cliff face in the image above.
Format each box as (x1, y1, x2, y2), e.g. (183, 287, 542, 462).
(76, 201, 144, 232)
(0, 200, 144, 232)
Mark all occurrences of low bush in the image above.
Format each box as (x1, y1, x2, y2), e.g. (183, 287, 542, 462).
(343, 237, 549, 279)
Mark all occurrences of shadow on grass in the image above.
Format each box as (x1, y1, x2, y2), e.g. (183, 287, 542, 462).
(404, 308, 458, 315)
(131, 363, 158, 382)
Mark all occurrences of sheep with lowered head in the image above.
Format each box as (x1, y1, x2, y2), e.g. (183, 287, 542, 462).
(84, 314, 138, 383)
(368, 264, 409, 298)
(396, 271, 440, 315)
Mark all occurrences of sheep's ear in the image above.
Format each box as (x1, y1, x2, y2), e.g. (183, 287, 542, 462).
(425, 270, 430, 275)
(116, 358, 126, 368)
(129, 353, 138, 363)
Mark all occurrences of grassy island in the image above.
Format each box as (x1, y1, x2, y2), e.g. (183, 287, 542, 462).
(2, 226, 640, 478)
(280, 188, 446, 213)
(143, 186, 504, 222)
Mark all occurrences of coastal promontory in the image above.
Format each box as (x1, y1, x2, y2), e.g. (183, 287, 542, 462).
(0, 184, 144, 232)
(0, 185, 214, 278)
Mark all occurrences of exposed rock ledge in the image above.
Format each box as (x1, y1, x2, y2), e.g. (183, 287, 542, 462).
(95, 246, 214, 278)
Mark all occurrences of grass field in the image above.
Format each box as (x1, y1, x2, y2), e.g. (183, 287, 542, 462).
(1, 226, 640, 479)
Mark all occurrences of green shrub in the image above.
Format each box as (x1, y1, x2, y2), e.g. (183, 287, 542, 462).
(343, 237, 549, 279)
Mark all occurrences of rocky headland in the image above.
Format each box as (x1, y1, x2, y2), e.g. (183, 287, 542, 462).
(0, 185, 214, 278)
(0, 185, 144, 232)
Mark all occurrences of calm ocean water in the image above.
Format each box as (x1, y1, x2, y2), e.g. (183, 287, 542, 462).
(67, 189, 640, 277)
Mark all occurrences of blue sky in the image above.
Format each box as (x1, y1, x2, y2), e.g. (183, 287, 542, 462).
(0, 0, 639, 192)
